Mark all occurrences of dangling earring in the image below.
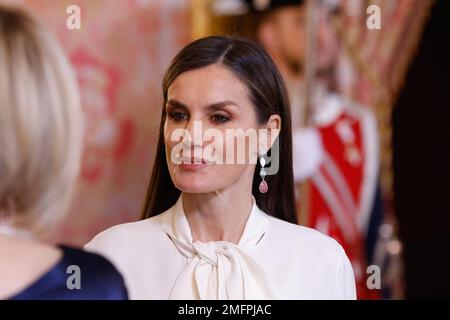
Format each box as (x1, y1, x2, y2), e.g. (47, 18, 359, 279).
(259, 153, 268, 193)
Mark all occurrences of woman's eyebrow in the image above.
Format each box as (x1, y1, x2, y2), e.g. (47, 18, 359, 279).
(206, 101, 238, 111)
(167, 99, 238, 111)
(166, 99, 188, 111)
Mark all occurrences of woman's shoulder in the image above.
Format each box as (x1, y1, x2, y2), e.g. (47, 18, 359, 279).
(265, 214, 347, 260)
(58, 245, 128, 299)
(11, 245, 128, 300)
(84, 212, 171, 260)
(264, 215, 356, 299)
(87, 213, 167, 244)
(61, 245, 126, 274)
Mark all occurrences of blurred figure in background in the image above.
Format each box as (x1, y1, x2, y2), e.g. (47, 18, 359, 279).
(0, 5, 127, 299)
(244, 0, 381, 298)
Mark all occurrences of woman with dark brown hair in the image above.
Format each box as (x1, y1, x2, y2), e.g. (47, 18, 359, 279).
(86, 36, 356, 299)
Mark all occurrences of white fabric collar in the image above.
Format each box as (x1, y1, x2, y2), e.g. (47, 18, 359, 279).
(161, 193, 279, 299)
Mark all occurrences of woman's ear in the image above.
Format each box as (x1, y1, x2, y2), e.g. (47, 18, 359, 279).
(260, 114, 281, 153)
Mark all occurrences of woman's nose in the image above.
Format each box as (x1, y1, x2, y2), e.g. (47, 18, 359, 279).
(182, 118, 205, 148)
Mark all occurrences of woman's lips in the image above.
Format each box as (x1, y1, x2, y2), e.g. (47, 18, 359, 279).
(179, 162, 209, 171)
(178, 157, 213, 171)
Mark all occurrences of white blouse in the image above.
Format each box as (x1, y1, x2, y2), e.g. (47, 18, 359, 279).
(85, 195, 356, 300)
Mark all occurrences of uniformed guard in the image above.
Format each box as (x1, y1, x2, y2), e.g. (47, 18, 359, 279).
(242, 0, 381, 298)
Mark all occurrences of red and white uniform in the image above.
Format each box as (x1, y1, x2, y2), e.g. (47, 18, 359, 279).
(293, 92, 379, 299)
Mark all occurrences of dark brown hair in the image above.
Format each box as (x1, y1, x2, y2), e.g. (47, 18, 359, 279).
(141, 36, 297, 224)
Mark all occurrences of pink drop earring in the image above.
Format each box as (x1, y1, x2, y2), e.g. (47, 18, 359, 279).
(258, 153, 268, 193)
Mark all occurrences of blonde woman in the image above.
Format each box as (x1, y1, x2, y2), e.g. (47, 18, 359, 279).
(0, 5, 127, 299)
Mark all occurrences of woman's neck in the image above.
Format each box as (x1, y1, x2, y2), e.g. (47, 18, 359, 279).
(181, 185, 254, 244)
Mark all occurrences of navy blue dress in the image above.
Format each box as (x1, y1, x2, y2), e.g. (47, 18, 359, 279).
(10, 245, 128, 300)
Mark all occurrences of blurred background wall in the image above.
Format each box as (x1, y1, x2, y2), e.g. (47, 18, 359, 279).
(2, 0, 192, 245)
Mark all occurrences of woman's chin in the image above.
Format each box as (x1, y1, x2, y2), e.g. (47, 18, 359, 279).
(175, 182, 217, 194)
(172, 172, 217, 193)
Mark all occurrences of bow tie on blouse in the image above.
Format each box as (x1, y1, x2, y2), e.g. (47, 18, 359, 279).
(163, 195, 279, 300)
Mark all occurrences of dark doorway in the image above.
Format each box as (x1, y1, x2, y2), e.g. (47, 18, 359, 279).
(393, 0, 450, 299)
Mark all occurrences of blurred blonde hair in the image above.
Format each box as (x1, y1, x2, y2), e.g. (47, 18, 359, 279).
(0, 5, 83, 234)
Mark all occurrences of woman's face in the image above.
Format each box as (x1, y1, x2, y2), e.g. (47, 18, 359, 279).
(164, 64, 278, 194)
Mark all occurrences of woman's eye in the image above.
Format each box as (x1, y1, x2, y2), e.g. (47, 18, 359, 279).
(169, 111, 188, 122)
(211, 114, 231, 124)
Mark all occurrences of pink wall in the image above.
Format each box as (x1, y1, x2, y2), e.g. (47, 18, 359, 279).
(2, 0, 191, 245)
